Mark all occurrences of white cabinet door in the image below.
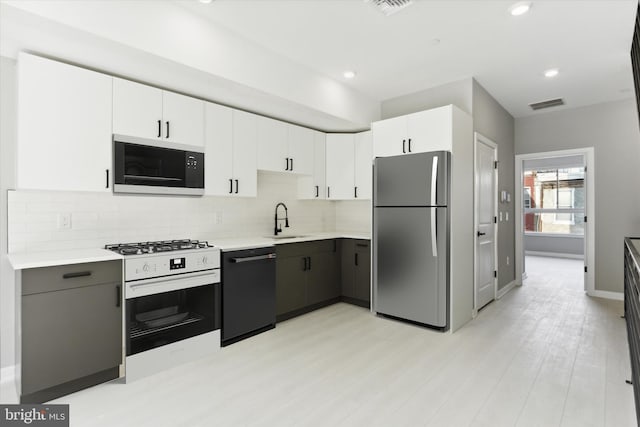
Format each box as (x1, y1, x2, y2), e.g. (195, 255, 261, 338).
(113, 78, 163, 140)
(232, 110, 258, 197)
(407, 106, 453, 153)
(17, 53, 113, 192)
(162, 91, 204, 147)
(297, 130, 326, 199)
(326, 134, 355, 200)
(204, 102, 233, 196)
(256, 116, 288, 172)
(372, 115, 406, 158)
(354, 131, 373, 200)
(287, 125, 314, 175)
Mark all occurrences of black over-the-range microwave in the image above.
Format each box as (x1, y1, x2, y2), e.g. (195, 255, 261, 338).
(113, 135, 205, 196)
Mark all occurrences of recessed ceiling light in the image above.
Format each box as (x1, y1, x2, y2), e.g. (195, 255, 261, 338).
(509, 1, 531, 16)
(343, 70, 356, 79)
(544, 68, 559, 78)
(199, 0, 213, 4)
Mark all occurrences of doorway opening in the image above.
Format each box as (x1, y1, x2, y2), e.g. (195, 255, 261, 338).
(515, 148, 594, 294)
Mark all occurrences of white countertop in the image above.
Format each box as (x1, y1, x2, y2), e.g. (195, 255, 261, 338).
(8, 248, 123, 270)
(6, 232, 370, 269)
(212, 231, 370, 251)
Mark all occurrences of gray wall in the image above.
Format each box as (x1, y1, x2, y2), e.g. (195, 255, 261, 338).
(381, 78, 473, 119)
(1, 56, 17, 370)
(515, 99, 640, 293)
(524, 235, 584, 256)
(472, 80, 516, 290)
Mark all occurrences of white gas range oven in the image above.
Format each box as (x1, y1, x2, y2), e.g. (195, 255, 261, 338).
(105, 239, 220, 382)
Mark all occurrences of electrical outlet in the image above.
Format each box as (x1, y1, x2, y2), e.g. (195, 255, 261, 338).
(506, 212, 509, 221)
(57, 213, 71, 229)
(506, 256, 510, 265)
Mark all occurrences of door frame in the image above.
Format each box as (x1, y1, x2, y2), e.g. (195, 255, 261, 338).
(473, 132, 498, 315)
(514, 147, 594, 294)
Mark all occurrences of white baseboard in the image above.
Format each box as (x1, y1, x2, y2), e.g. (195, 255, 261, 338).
(525, 251, 584, 260)
(587, 290, 624, 301)
(497, 280, 517, 299)
(0, 365, 15, 385)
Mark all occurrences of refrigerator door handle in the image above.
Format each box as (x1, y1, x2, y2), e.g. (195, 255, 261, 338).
(431, 156, 438, 257)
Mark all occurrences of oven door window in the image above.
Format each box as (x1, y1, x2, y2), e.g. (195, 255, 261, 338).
(126, 283, 220, 356)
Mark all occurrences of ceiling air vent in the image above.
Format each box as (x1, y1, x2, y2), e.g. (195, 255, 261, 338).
(529, 98, 565, 110)
(366, 0, 414, 16)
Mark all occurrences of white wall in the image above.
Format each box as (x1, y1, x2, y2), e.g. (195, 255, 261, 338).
(0, 57, 17, 372)
(8, 172, 336, 253)
(515, 99, 640, 293)
(335, 201, 371, 234)
(472, 80, 516, 289)
(381, 78, 473, 119)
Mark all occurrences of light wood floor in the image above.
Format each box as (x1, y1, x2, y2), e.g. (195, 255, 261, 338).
(4, 256, 637, 426)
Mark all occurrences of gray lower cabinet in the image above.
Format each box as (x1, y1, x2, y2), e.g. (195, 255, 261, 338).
(341, 239, 371, 307)
(276, 240, 340, 320)
(20, 260, 122, 403)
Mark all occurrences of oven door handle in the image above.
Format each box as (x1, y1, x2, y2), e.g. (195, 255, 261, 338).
(230, 254, 276, 263)
(125, 269, 220, 299)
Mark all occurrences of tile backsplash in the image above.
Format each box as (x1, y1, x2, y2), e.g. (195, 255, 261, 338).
(8, 171, 343, 252)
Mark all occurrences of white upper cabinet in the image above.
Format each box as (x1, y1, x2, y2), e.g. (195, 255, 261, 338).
(257, 118, 314, 175)
(287, 125, 314, 175)
(161, 91, 205, 147)
(297, 130, 326, 199)
(113, 78, 204, 147)
(204, 103, 257, 197)
(231, 110, 258, 197)
(325, 134, 355, 200)
(257, 116, 288, 172)
(17, 53, 113, 192)
(354, 131, 373, 200)
(372, 105, 455, 157)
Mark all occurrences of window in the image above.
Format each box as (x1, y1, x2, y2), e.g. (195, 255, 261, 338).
(523, 167, 584, 235)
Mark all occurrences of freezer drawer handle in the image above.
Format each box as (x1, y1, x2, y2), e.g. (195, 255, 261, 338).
(431, 156, 438, 257)
(230, 254, 276, 263)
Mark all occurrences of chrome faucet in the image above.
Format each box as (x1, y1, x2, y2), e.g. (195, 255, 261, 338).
(274, 202, 289, 236)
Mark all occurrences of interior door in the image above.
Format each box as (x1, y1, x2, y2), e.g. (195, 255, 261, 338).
(374, 207, 447, 327)
(475, 135, 497, 310)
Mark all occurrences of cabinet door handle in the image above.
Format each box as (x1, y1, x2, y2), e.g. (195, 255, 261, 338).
(105, 169, 109, 189)
(308, 256, 311, 271)
(63, 271, 92, 279)
(285, 158, 290, 171)
(408, 138, 412, 152)
(315, 185, 319, 198)
(402, 139, 406, 153)
(229, 178, 233, 194)
(157, 120, 161, 138)
(166, 121, 170, 139)
(355, 253, 359, 266)
(356, 243, 369, 248)
(327, 186, 330, 198)
(302, 257, 307, 271)
(116, 285, 121, 307)
(354, 186, 358, 198)
(235, 179, 239, 194)
(290, 158, 294, 171)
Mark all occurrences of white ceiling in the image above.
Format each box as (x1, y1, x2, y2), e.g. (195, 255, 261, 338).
(178, 0, 637, 118)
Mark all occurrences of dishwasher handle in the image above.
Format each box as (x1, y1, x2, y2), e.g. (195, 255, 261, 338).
(230, 253, 276, 263)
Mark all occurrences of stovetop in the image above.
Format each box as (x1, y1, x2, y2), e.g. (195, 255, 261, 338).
(105, 239, 213, 256)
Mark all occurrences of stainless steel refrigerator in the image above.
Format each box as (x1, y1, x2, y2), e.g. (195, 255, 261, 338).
(373, 151, 450, 330)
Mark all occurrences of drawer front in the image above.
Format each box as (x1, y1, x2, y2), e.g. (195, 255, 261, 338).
(22, 260, 122, 295)
(276, 239, 336, 258)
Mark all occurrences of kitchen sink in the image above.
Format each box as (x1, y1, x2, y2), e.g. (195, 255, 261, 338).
(267, 235, 308, 240)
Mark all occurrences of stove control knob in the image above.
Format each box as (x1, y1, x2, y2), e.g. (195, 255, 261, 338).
(142, 263, 150, 272)
(201, 256, 208, 265)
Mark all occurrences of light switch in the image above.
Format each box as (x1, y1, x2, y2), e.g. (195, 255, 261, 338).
(499, 212, 503, 222)
(57, 213, 71, 229)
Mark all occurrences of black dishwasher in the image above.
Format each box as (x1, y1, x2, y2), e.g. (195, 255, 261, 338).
(221, 247, 276, 346)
